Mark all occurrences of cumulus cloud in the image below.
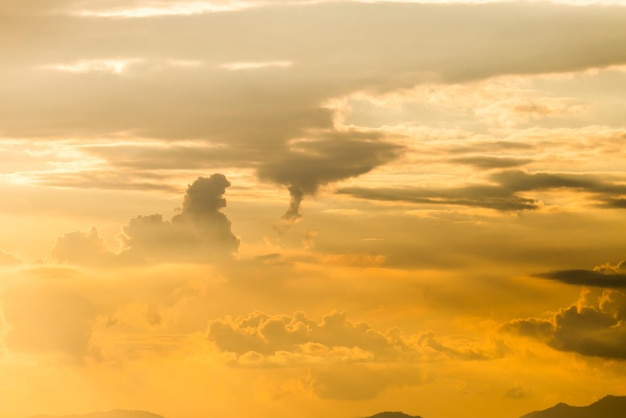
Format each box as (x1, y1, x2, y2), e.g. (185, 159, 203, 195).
(208, 309, 505, 371)
(119, 174, 239, 262)
(339, 170, 626, 212)
(51, 174, 238, 265)
(207, 310, 443, 400)
(207, 311, 413, 366)
(502, 289, 626, 360)
(51, 227, 112, 265)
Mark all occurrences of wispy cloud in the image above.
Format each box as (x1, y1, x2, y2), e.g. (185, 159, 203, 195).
(219, 61, 293, 71)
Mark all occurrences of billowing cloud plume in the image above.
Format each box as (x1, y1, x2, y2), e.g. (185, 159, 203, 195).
(51, 174, 238, 265)
(502, 289, 626, 360)
(119, 174, 239, 262)
(257, 133, 402, 220)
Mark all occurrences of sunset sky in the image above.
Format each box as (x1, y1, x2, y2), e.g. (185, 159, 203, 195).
(2, 1, 626, 418)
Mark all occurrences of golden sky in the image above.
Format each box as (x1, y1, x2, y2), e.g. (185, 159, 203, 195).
(2, 1, 626, 418)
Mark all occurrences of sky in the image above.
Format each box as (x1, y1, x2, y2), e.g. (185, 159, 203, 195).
(1, 1, 626, 418)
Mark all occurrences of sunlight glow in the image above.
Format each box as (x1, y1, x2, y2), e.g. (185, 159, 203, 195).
(40, 59, 141, 74)
(75, 1, 258, 18)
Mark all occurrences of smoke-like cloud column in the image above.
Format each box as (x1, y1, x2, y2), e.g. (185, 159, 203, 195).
(282, 185, 304, 222)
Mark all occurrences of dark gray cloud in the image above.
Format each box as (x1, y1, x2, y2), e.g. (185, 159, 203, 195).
(283, 185, 304, 222)
(502, 290, 626, 360)
(532, 269, 626, 288)
(339, 170, 626, 212)
(602, 198, 626, 209)
(257, 133, 402, 218)
(338, 183, 537, 211)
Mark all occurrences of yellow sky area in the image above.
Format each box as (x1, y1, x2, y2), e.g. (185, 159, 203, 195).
(1, 265, 625, 418)
(2, 1, 626, 418)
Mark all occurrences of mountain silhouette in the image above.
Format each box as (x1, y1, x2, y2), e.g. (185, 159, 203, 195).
(520, 395, 626, 418)
(31, 410, 164, 418)
(363, 413, 422, 418)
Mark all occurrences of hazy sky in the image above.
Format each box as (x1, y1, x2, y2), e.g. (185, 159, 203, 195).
(2, 1, 626, 418)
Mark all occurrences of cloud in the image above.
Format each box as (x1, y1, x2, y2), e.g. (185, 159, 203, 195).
(120, 174, 239, 262)
(450, 156, 533, 169)
(418, 331, 507, 361)
(4, 1, 626, 217)
(502, 289, 626, 360)
(282, 186, 304, 222)
(531, 260, 626, 288)
(338, 170, 626, 212)
(51, 174, 239, 265)
(207, 310, 413, 366)
(208, 309, 504, 372)
(532, 269, 626, 288)
(257, 133, 402, 219)
(51, 227, 112, 266)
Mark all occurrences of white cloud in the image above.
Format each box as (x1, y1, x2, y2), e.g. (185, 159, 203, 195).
(74, 1, 258, 18)
(40, 59, 141, 74)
